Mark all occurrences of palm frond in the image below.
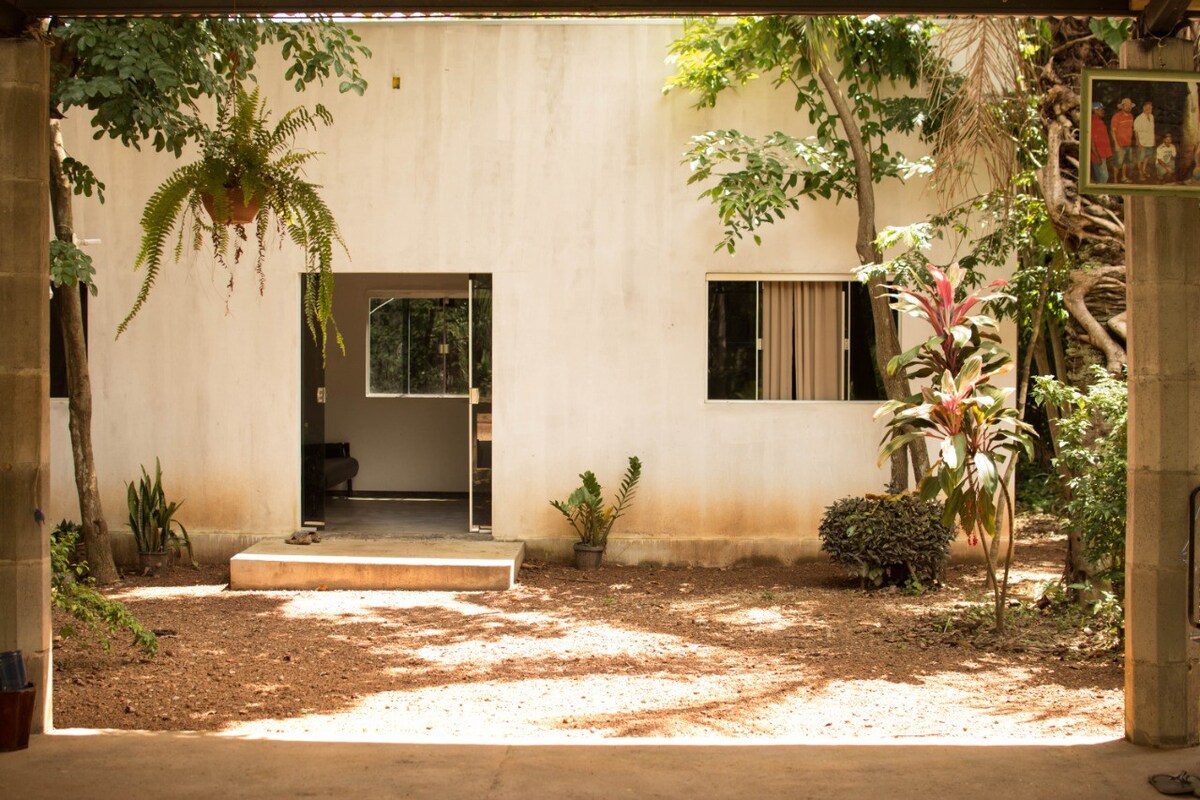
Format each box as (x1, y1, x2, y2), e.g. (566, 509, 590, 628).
(925, 18, 1026, 207)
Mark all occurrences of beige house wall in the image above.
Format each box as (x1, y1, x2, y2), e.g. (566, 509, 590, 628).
(52, 19, 1012, 565)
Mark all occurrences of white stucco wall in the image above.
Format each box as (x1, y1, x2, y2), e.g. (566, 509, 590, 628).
(54, 19, 1011, 564)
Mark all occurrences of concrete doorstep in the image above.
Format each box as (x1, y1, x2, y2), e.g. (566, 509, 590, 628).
(229, 538, 525, 591)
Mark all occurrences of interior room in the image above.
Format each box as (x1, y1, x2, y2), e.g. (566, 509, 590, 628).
(317, 272, 481, 539)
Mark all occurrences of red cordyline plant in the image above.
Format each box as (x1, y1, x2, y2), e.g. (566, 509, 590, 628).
(875, 264, 1035, 632)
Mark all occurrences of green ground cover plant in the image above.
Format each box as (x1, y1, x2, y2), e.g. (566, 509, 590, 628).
(51, 521, 157, 656)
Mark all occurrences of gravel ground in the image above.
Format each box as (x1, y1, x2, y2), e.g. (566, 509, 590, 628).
(52, 518, 1122, 742)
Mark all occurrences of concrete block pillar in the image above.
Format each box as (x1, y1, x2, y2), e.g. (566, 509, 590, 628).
(0, 38, 51, 733)
(1122, 37, 1200, 748)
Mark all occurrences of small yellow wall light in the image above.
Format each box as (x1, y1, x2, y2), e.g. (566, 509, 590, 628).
(392, 74, 401, 90)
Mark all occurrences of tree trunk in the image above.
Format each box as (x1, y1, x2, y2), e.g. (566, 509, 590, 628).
(816, 64, 929, 491)
(1035, 18, 1128, 379)
(49, 119, 118, 585)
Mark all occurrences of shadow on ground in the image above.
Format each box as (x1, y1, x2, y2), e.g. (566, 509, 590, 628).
(51, 536, 1121, 740)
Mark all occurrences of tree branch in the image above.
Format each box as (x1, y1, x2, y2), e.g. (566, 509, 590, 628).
(1062, 267, 1127, 372)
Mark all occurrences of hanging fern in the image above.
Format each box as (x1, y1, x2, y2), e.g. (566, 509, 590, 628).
(123, 86, 346, 357)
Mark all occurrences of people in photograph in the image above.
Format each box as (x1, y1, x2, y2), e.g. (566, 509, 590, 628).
(1157, 133, 1177, 180)
(1134, 100, 1156, 180)
(1110, 97, 1135, 182)
(1090, 101, 1113, 183)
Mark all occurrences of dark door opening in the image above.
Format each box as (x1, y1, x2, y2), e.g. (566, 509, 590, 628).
(300, 278, 326, 529)
(304, 272, 491, 539)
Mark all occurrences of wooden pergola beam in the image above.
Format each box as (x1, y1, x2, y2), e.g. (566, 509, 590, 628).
(8, 0, 1140, 17)
(1139, 0, 1191, 32)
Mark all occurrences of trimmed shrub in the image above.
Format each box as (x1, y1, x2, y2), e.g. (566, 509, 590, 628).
(818, 493, 956, 589)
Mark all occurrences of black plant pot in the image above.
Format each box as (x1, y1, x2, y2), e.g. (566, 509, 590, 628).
(573, 543, 604, 571)
(0, 684, 36, 752)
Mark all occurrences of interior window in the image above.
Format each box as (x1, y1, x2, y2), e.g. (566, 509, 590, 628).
(368, 296, 469, 397)
(707, 279, 887, 401)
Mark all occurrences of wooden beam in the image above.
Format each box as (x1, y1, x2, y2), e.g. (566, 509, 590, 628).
(1129, 0, 1200, 8)
(1139, 0, 1191, 32)
(0, 1, 30, 35)
(9, 0, 1137, 17)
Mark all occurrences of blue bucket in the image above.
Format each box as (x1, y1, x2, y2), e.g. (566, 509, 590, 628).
(0, 651, 27, 693)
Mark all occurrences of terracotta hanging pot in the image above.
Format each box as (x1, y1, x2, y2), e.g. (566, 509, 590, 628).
(201, 187, 260, 225)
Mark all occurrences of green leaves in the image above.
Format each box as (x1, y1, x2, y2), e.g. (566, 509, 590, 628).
(683, 128, 841, 252)
(1032, 366, 1128, 589)
(49, 17, 370, 362)
(667, 16, 935, 255)
(265, 19, 371, 96)
(875, 263, 1034, 631)
(550, 456, 642, 548)
(818, 493, 956, 588)
(50, 521, 158, 656)
(1087, 18, 1132, 54)
(49, 240, 98, 296)
(124, 87, 346, 359)
(125, 459, 193, 566)
(878, 430, 922, 466)
(51, 17, 370, 160)
(60, 157, 106, 203)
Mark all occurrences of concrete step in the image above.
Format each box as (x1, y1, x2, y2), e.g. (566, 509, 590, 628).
(229, 538, 524, 591)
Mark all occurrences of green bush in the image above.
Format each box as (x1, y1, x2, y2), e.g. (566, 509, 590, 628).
(51, 521, 157, 656)
(818, 493, 956, 589)
(1032, 365, 1128, 593)
(1015, 459, 1061, 515)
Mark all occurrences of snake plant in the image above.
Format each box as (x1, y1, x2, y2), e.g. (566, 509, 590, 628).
(127, 459, 193, 564)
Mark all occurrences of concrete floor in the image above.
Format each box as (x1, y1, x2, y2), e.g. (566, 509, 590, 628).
(2, 731, 1199, 799)
(323, 495, 488, 541)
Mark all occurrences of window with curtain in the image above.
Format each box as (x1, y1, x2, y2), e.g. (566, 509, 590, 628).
(707, 278, 887, 401)
(367, 296, 469, 397)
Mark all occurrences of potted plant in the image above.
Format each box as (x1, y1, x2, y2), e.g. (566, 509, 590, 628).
(121, 86, 346, 356)
(0, 649, 35, 752)
(550, 456, 642, 570)
(127, 459, 194, 576)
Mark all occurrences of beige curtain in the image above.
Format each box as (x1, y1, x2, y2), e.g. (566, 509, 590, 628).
(761, 282, 842, 400)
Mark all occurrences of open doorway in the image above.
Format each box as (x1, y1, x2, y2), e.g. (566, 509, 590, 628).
(300, 272, 492, 539)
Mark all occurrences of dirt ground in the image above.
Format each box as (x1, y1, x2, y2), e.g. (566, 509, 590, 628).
(51, 517, 1123, 741)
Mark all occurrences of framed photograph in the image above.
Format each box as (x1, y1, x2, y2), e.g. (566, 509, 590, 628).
(1081, 69, 1200, 196)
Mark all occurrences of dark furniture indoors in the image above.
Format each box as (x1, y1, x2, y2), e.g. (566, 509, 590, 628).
(324, 442, 359, 493)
